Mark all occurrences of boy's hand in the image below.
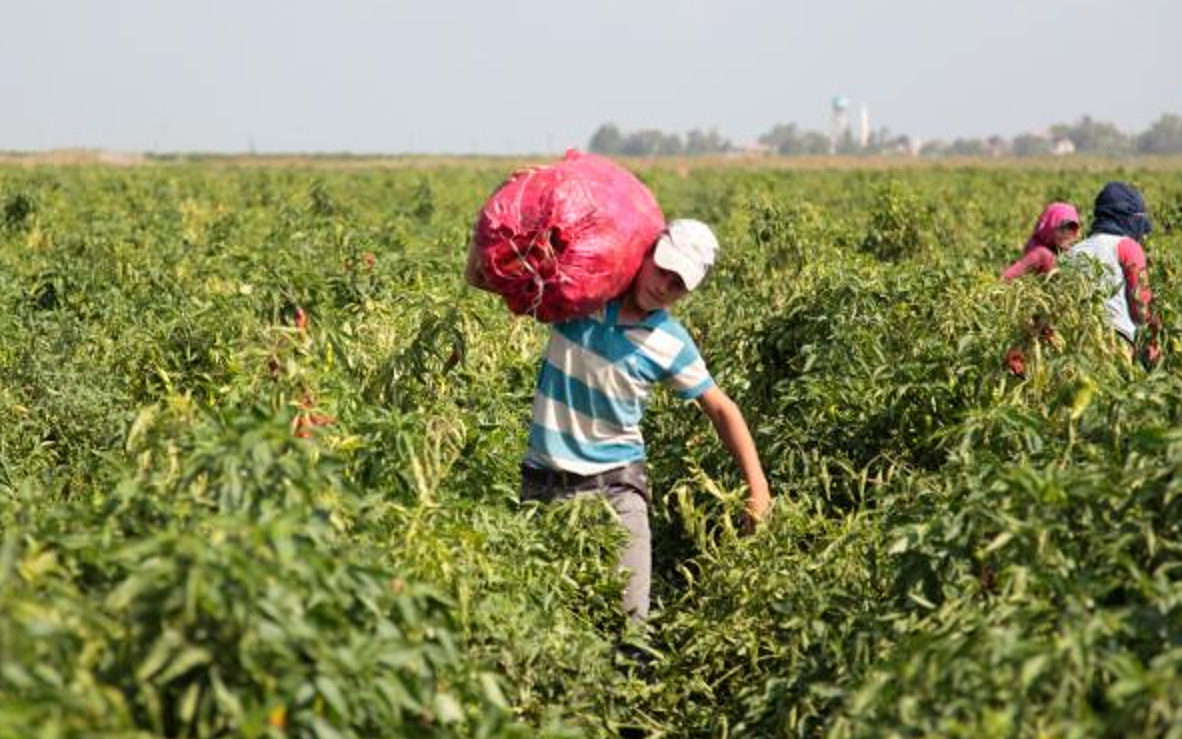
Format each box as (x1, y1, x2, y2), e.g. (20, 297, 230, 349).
(465, 244, 493, 291)
(1145, 339, 1162, 368)
(742, 489, 772, 533)
(696, 386, 772, 534)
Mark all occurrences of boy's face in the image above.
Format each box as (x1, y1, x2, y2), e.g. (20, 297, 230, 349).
(632, 252, 689, 312)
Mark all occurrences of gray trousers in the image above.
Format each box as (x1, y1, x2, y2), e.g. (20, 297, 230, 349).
(521, 463, 652, 621)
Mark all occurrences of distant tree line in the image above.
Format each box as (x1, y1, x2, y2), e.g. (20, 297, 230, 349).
(588, 114, 1182, 158)
(588, 124, 734, 156)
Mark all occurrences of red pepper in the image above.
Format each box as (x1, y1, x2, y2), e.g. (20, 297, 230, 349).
(1004, 347, 1026, 378)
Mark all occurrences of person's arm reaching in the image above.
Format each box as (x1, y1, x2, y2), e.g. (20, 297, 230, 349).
(1117, 238, 1160, 365)
(696, 385, 772, 529)
(1001, 246, 1056, 281)
(1117, 238, 1153, 322)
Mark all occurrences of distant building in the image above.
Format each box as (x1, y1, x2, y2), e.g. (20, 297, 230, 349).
(1052, 138, 1076, 156)
(985, 135, 1010, 157)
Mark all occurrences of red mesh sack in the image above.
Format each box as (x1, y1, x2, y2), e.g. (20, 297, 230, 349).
(468, 150, 665, 323)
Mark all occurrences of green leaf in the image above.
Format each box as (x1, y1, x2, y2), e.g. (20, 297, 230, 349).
(315, 676, 350, 719)
(479, 672, 508, 710)
(156, 645, 212, 685)
(434, 692, 464, 724)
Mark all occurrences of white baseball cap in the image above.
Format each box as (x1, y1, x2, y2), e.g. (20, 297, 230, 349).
(652, 219, 719, 291)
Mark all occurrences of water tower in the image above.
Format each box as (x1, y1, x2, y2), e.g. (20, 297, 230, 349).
(830, 95, 850, 153)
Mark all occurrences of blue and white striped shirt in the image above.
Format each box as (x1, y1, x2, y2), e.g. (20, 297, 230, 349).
(524, 300, 714, 475)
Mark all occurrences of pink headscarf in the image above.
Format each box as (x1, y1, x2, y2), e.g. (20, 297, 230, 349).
(1023, 202, 1080, 255)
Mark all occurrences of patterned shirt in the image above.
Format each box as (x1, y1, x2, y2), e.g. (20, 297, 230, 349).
(524, 300, 714, 475)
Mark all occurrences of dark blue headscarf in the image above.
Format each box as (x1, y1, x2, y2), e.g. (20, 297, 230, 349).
(1091, 181, 1152, 241)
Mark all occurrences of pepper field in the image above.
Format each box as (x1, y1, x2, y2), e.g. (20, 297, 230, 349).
(1, 158, 1181, 738)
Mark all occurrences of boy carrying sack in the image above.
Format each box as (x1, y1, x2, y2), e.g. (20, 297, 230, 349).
(469, 210, 772, 622)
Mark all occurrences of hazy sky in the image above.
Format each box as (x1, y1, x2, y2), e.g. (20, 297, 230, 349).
(3, 0, 1180, 154)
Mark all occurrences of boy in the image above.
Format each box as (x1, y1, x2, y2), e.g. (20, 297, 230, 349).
(471, 219, 771, 621)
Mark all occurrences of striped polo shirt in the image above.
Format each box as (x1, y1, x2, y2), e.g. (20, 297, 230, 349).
(524, 300, 714, 475)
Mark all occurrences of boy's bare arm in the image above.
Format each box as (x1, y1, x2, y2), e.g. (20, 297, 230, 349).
(695, 385, 772, 526)
(465, 243, 493, 291)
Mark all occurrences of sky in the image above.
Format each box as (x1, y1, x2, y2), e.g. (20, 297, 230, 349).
(3, 0, 1180, 155)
